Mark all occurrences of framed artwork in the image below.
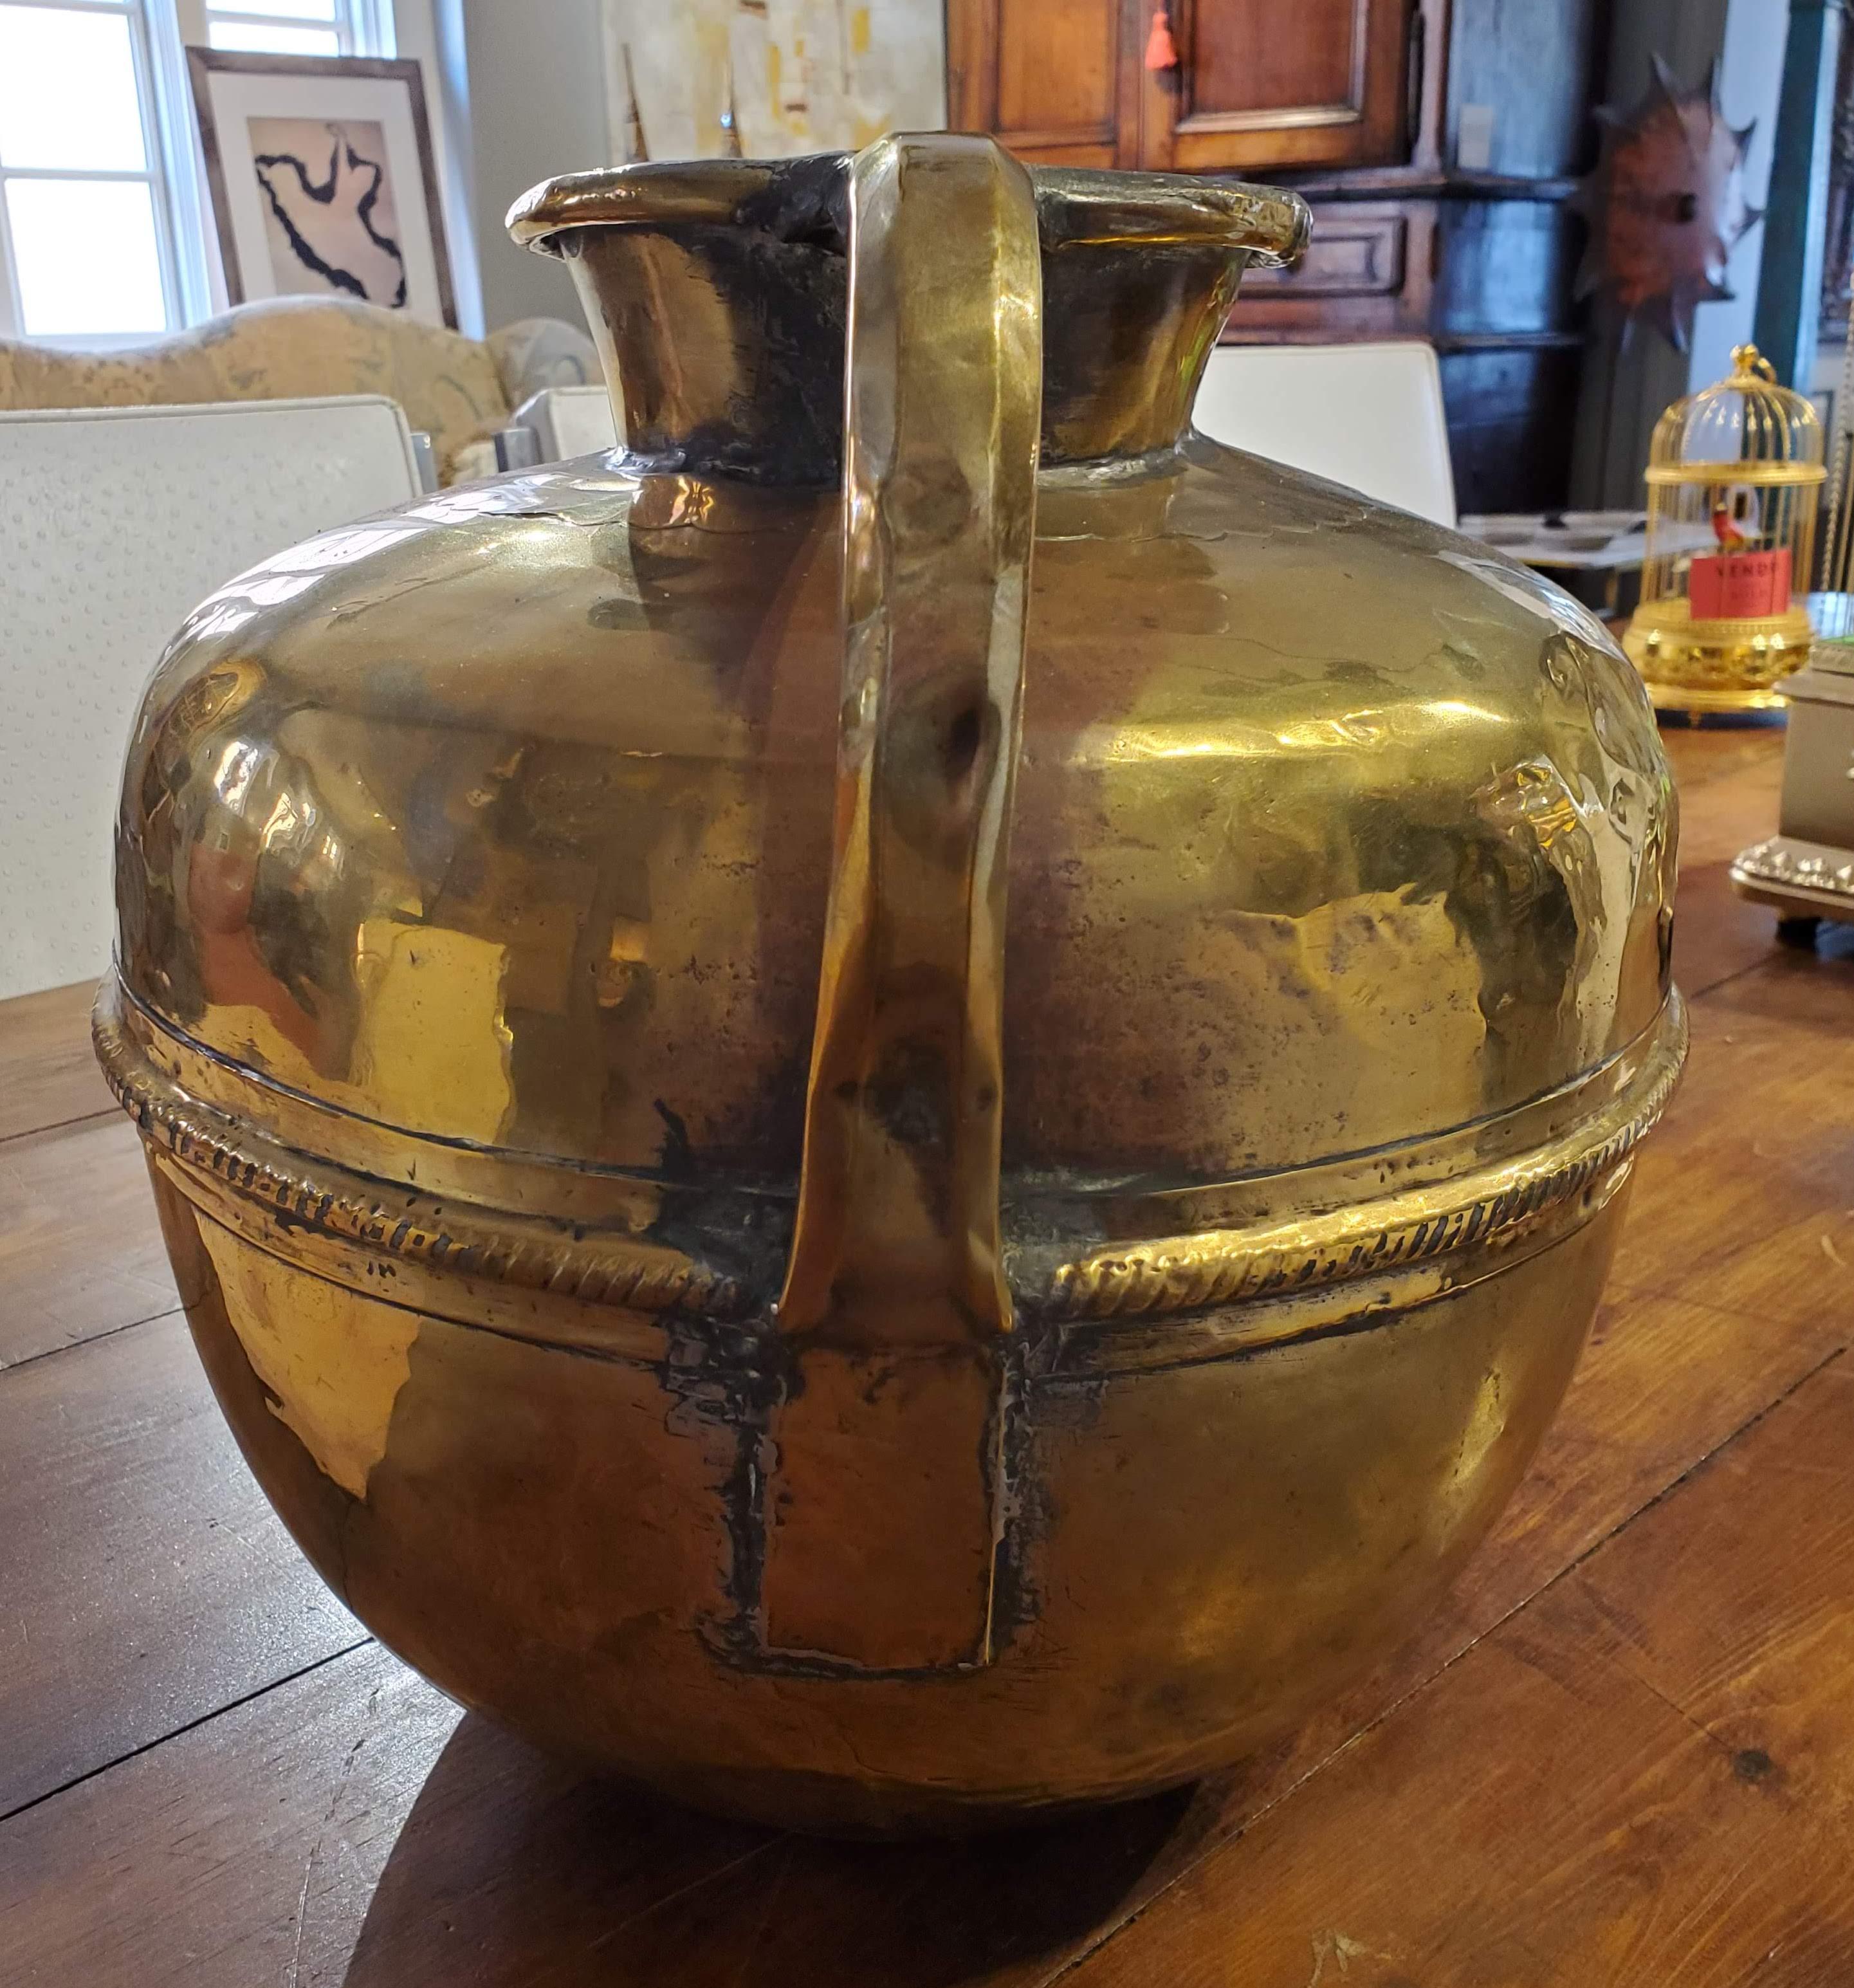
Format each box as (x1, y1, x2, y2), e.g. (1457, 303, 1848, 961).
(187, 50, 455, 329)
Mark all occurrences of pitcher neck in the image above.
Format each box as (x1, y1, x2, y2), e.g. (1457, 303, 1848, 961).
(511, 157, 1308, 486)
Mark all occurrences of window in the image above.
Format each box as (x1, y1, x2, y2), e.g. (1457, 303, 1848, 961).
(202, 0, 383, 59)
(0, 0, 392, 342)
(0, 2, 177, 338)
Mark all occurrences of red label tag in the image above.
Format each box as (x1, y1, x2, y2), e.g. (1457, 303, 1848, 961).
(1689, 548, 1792, 620)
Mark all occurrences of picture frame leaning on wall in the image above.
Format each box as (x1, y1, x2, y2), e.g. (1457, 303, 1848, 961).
(187, 48, 456, 330)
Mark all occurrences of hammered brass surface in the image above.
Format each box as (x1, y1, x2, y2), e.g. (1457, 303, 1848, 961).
(114, 452, 1674, 1194)
(104, 136, 1682, 1830)
(152, 1153, 1629, 1833)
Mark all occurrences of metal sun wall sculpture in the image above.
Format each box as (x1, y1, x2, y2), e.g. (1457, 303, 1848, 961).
(1575, 54, 1763, 353)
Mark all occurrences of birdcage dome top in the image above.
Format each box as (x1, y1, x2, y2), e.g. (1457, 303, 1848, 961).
(1647, 344, 1825, 486)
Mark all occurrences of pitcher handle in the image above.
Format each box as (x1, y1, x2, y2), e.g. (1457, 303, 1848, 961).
(758, 134, 1042, 1671)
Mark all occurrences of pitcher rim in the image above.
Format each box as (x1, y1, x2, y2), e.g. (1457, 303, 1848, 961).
(506, 146, 1310, 269)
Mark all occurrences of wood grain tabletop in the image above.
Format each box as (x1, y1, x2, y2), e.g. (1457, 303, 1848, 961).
(4, 724, 1851, 1987)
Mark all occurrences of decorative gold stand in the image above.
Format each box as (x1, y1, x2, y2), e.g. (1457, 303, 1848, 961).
(1626, 599, 1817, 715)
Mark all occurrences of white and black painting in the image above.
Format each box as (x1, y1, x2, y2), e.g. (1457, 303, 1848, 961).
(248, 117, 408, 309)
(188, 51, 456, 328)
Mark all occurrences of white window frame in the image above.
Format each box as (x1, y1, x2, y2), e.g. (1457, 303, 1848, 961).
(182, 0, 394, 61)
(0, 0, 187, 344)
(0, 0, 394, 344)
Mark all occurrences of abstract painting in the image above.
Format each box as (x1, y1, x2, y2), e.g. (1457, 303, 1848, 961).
(246, 118, 407, 309)
(600, 0, 946, 164)
(188, 52, 455, 328)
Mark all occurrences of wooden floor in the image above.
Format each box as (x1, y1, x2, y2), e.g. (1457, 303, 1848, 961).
(5, 725, 1853, 1987)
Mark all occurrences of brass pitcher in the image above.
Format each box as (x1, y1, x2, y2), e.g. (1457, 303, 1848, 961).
(100, 136, 1684, 1834)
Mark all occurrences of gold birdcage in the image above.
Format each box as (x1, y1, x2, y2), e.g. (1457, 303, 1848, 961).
(1624, 343, 1824, 715)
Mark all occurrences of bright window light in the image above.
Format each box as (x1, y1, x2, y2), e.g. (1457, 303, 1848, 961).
(8, 176, 168, 335)
(0, 6, 149, 172)
(0, 0, 390, 342)
(207, 19, 342, 55)
(216, 0, 338, 18)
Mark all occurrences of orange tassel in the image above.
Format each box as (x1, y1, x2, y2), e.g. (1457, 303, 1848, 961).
(1144, 5, 1179, 70)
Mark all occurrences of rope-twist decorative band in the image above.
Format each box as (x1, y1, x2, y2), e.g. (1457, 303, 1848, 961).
(99, 981, 1684, 1331)
(1039, 992, 1687, 1321)
(95, 996, 747, 1320)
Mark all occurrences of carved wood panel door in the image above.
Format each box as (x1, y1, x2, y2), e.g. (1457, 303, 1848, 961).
(1154, 0, 1416, 170)
(946, 0, 1139, 167)
(948, 0, 1415, 174)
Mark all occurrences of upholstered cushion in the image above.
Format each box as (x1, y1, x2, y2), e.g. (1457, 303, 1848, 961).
(0, 297, 513, 483)
(486, 315, 601, 407)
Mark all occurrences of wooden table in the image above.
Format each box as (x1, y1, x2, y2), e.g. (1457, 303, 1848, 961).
(5, 726, 1853, 1987)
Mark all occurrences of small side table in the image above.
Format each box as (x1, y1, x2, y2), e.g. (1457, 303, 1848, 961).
(1464, 511, 1649, 619)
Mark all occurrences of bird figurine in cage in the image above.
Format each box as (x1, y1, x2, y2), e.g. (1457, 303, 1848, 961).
(1624, 344, 1825, 717)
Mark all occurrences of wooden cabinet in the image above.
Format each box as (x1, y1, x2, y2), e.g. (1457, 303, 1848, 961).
(1161, 0, 1415, 172)
(948, 0, 1131, 166)
(948, 0, 1611, 515)
(946, 0, 1416, 174)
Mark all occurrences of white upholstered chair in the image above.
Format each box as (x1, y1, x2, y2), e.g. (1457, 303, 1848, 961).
(0, 396, 420, 1000)
(509, 382, 621, 463)
(1191, 340, 1459, 530)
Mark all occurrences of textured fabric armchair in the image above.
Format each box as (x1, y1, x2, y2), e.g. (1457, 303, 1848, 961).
(0, 297, 600, 486)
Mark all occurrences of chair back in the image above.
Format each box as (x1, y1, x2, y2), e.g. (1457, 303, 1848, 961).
(0, 395, 419, 1000)
(509, 383, 621, 463)
(1193, 340, 1458, 529)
